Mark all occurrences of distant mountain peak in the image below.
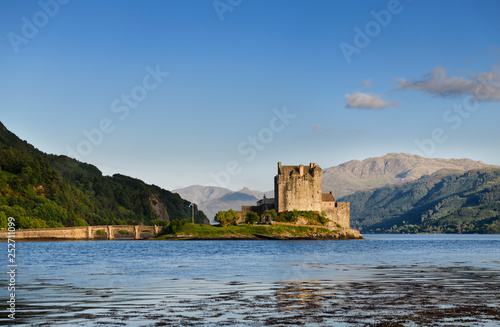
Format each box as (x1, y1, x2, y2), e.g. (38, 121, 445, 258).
(173, 185, 273, 219)
(175, 153, 496, 218)
(323, 153, 496, 198)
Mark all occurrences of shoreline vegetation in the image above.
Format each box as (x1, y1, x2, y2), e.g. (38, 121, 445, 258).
(154, 223, 363, 241)
(0, 222, 363, 241)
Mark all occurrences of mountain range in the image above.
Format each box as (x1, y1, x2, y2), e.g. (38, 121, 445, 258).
(173, 185, 273, 220)
(2, 119, 499, 233)
(343, 167, 500, 233)
(322, 153, 494, 198)
(175, 153, 495, 222)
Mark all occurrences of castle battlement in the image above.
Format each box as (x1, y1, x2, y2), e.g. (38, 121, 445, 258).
(275, 162, 350, 228)
(275, 162, 323, 213)
(237, 162, 350, 228)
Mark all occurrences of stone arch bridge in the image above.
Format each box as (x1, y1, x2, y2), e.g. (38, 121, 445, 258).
(0, 225, 163, 240)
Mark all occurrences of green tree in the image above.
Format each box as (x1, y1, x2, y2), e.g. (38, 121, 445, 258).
(165, 218, 189, 234)
(215, 209, 239, 227)
(150, 219, 168, 227)
(0, 211, 7, 229)
(245, 211, 260, 224)
(47, 220, 64, 228)
(263, 209, 277, 220)
(19, 217, 49, 229)
(73, 218, 88, 227)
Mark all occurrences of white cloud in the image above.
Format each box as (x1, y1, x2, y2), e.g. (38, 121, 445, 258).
(485, 45, 500, 57)
(397, 67, 500, 101)
(345, 91, 398, 109)
(313, 124, 323, 134)
(312, 125, 335, 134)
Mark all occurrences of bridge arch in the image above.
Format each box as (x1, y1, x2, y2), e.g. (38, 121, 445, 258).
(87, 225, 162, 240)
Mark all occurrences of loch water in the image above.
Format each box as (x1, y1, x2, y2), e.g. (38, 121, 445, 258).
(1, 234, 500, 326)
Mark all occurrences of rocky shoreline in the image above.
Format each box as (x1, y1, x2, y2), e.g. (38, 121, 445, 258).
(161, 229, 363, 241)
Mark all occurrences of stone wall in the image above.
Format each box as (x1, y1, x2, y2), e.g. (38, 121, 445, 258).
(273, 162, 351, 228)
(0, 226, 88, 239)
(235, 206, 254, 224)
(321, 202, 350, 228)
(0, 225, 163, 240)
(275, 163, 322, 212)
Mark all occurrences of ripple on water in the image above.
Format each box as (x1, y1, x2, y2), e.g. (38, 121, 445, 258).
(3, 236, 500, 326)
(4, 265, 499, 326)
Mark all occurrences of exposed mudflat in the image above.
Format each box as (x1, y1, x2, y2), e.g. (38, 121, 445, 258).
(8, 264, 500, 326)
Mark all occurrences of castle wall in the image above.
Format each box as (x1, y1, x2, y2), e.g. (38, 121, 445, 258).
(250, 161, 351, 229)
(256, 198, 275, 212)
(235, 206, 253, 224)
(275, 163, 322, 212)
(321, 202, 350, 228)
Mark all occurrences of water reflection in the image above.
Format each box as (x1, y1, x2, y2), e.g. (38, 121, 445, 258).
(4, 265, 499, 326)
(277, 281, 324, 311)
(2, 236, 500, 326)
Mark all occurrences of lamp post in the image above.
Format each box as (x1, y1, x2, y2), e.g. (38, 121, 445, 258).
(189, 203, 194, 224)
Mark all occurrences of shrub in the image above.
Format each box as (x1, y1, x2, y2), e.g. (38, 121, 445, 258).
(163, 218, 190, 234)
(263, 209, 277, 219)
(73, 218, 88, 227)
(276, 210, 330, 225)
(215, 210, 239, 227)
(150, 219, 168, 227)
(245, 211, 260, 224)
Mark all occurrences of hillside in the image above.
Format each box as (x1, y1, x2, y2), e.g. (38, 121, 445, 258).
(0, 122, 207, 229)
(173, 154, 495, 220)
(174, 185, 273, 220)
(322, 153, 494, 198)
(341, 168, 500, 234)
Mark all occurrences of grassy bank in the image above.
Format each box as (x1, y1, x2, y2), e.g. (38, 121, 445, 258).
(154, 223, 361, 240)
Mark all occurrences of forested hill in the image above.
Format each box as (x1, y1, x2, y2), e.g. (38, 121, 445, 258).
(341, 168, 500, 234)
(322, 153, 493, 198)
(0, 122, 207, 229)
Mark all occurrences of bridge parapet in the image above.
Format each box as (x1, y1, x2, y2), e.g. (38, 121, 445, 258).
(0, 225, 164, 240)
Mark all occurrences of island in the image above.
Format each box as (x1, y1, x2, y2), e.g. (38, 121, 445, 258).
(157, 162, 362, 240)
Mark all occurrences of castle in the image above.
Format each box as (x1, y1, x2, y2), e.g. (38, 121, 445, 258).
(238, 162, 350, 228)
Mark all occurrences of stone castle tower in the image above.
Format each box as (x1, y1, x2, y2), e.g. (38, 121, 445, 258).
(274, 162, 322, 212)
(274, 162, 350, 228)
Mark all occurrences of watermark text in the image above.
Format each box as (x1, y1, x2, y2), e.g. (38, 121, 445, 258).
(6, 217, 16, 320)
(66, 65, 169, 161)
(7, 0, 70, 54)
(340, 0, 404, 63)
(210, 106, 295, 187)
(213, 0, 243, 21)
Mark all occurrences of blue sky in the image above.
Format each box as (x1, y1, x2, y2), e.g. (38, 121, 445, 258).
(1, 0, 499, 192)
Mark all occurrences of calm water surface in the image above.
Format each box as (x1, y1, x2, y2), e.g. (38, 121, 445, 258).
(1, 234, 500, 326)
